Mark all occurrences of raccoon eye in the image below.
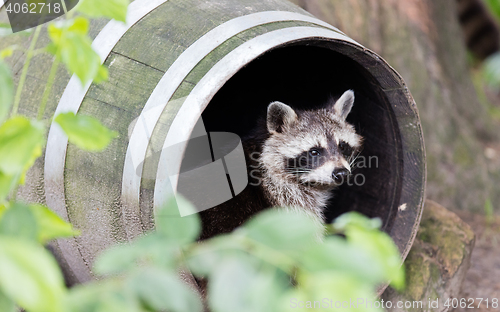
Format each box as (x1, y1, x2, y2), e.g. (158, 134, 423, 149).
(338, 141, 353, 156)
(309, 149, 321, 157)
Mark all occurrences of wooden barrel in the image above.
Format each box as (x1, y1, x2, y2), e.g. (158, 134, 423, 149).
(2, 0, 426, 285)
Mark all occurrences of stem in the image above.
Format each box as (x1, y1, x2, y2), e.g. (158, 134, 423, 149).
(10, 173, 21, 202)
(37, 58, 59, 120)
(11, 25, 42, 117)
(65, 3, 75, 20)
(33, 48, 48, 56)
(61, 0, 68, 14)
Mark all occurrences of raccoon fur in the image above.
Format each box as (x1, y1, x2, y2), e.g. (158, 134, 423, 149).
(199, 90, 363, 240)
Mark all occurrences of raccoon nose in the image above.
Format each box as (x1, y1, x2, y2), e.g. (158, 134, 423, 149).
(332, 168, 349, 184)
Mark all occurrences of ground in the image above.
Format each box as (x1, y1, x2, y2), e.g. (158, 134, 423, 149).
(453, 210, 500, 312)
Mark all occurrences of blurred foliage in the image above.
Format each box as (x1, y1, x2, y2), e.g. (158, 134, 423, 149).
(47, 17, 108, 85)
(55, 112, 118, 151)
(0, 0, 127, 310)
(484, 198, 495, 224)
(0, 60, 13, 123)
(481, 0, 500, 88)
(482, 51, 500, 89)
(0, 0, 405, 311)
(0, 117, 44, 201)
(470, 66, 500, 121)
(76, 0, 129, 22)
(66, 200, 404, 312)
(484, 0, 500, 24)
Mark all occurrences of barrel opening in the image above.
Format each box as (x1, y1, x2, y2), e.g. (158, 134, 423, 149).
(201, 41, 403, 230)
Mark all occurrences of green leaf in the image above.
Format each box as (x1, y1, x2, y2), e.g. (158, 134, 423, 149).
(0, 204, 6, 219)
(94, 243, 143, 276)
(94, 64, 109, 83)
(483, 52, 500, 88)
(282, 272, 380, 312)
(0, 117, 45, 176)
(484, 198, 494, 223)
(0, 23, 13, 37)
(344, 226, 404, 290)
(155, 195, 201, 245)
(0, 48, 13, 59)
(0, 23, 32, 37)
(241, 208, 323, 253)
(0, 60, 14, 123)
(55, 112, 117, 151)
(331, 212, 404, 289)
(0, 45, 19, 59)
(484, 0, 500, 23)
(129, 268, 203, 312)
(48, 18, 107, 86)
(298, 236, 386, 285)
(94, 233, 179, 275)
(0, 171, 18, 202)
(187, 236, 249, 277)
(67, 17, 89, 35)
(208, 257, 288, 312)
(0, 203, 38, 241)
(0, 237, 66, 312)
(209, 258, 255, 312)
(65, 280, 140, 312)
(28, 204, 80, 243)
(77, 0, 129, 23)
(0, 289, 16, 312)
(95, 294, 141, 312)
(332, 211, 382, 232)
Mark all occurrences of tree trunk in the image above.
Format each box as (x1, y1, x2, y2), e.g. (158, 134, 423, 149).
(291, 0, 500, 212)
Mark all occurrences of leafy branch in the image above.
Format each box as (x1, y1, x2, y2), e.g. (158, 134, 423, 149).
(0, 0, 128, 311)
(64, 196, 404, 312)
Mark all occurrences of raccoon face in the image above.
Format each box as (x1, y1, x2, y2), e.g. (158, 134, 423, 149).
(262, 90, 363, 189)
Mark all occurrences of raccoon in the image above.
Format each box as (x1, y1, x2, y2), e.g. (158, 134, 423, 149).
(198, 90, 363, 240)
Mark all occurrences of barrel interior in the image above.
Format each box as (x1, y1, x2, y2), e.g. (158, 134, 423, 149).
(200, 43, 403, 231)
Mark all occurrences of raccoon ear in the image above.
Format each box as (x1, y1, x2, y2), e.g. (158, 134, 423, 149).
(267, 101, 298, 133)
(332, 90, 355, 120)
